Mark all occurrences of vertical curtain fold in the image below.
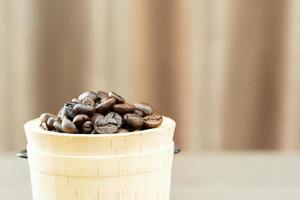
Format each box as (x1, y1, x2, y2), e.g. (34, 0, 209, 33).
(1, 0, 300, 151)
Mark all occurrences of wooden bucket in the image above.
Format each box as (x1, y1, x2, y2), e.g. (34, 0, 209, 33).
(24, 117, 176, 200)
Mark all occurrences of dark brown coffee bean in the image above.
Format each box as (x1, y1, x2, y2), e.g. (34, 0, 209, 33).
(113, 103, 134, 114)
(81, 97, 95, 107)
(74, 103, 95, 114)
(94, 113, 120, 134)
(109, 91, 125, 103)
(133, 109, 144, 117)
(143, 114, 163, 128)
(123, 113, 144, 129)
(90, 113, 104, 122)
(94, 124, 118, 134)
(41, 122, 49, 130)
(46, 117, 57, 130)
(72, 114, 89, 127)
(53, 121, 62, 132)
(62, 118, 77, 133)
(94, 114, 106, 125)
(40, 113, 55, 123)
(97, 91, 109, 99)
(62, 102, 77, 120)
(94, 115, 114, 134)
(133, 103, 153, 115)
(105, 112, 122, 128)
(71, 98, 81, 103)
(91, 130, 97, 134)
(78, 91, 99, 101)
(95, 98, 116, 113)
(81, 121, 93, 134)
(117, 128, 129, 133)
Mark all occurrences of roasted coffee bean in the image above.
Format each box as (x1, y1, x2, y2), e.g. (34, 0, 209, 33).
(38, 90, 164, 134)
(47, 117, 57, 130)
(117, 128, 129, 133)
(105, 112, 122, 128)
(62, 102, 77, 120)
(41, 122, 49, 130)
(113, 103, 134, 114)
(53, 121, 62, 132)
(79, 91, 99, 101)
(143, 114, 163, 128)
(133, 103, 153, 115)
(94, 113, 120, 134)
(74, 103, 95, 114)
(62, 118, 77, 133)
(71, 98, 81, 103)
(95, 98, 116, 113)
(94, 115, 116, 134)
(90, 113, 104, 122)
(72, 114, 89, 126)
(123, 113, 144, 129)
(81, 97, 95, 106)
(109, 91, 125, 103)
(94, 124, 118, 134)
(91, 130, 97, 134)
(81, 121, 93, 134)
(97, 91, 109, 100)
(40, 113, 55, 123)
(133, 109, 144, 117)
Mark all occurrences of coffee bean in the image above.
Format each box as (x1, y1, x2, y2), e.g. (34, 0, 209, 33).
(74, 103, 95, 114)
(133, 103, 153, 115)
(90, 113, 104, 122)
(117, 128, 129, 133)
(46, 117, 57, 130)
(62, 102, 77, 120)
(133, 109, 144, 117)
(41, 122, 49, 130)
(109, 91, 125, 103)
(95, 98, 116, 113)
(40, 113, 55, 123)
(62, 118, 77, 133)
(81, 97, 95, 106)
(94, 124, 118, 134)
(91, 130, 97, 134)
(94, 114, 106, 125)
(71, 98, 81, 103)
(123, 113, 144, 129)
(53, 121, 62, 132)
(94, 115, 115, 134)
(97, 91, 109, 100)
(113, 103, 134, 114)
(38, 90, 164, 134)
(105, 112, 122, 128)
(94, 113, 120, 134)
(81, 121, 93, 134)
(143, 114, 163, 128)
(72, 114, 89, 127)
(78, 91, 99, 101)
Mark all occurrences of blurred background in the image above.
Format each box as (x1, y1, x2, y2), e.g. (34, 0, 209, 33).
(1, 0, 300, 152)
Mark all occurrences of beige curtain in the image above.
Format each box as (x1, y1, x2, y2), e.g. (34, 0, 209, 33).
(1, 0, 300, 152)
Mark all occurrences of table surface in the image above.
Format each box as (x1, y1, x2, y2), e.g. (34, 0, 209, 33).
(1, 152, 300, 200)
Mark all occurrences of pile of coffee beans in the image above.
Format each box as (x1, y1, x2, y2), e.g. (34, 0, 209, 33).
(39, 91, 163, 134)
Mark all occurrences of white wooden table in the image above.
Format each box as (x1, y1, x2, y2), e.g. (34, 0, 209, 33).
(1, 152, 300, 200)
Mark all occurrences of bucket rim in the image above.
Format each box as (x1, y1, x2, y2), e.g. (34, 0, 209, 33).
(24, 116, 176, 138)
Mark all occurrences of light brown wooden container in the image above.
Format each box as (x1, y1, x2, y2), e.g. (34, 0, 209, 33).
(24, 117, 176, 200)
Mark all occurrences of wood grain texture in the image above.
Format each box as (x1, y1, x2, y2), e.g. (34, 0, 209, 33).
(23, 117, 175, 200)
